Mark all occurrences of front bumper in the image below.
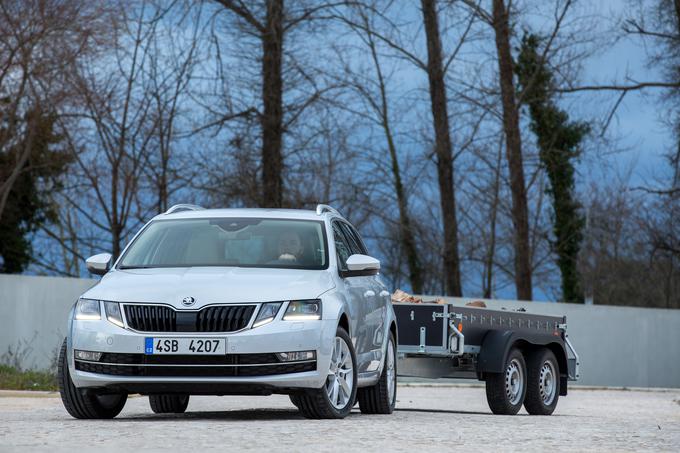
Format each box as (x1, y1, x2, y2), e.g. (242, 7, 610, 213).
(69, 317, 336, 392)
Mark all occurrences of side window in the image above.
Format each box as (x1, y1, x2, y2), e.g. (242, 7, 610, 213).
(340, 222, 367, 255)
(332, 222, 352, 272)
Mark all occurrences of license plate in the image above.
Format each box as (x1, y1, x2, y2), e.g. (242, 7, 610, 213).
(145, 337, 226, 355)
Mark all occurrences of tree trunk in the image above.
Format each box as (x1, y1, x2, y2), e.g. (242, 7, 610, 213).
(483, 144, 503, 299)
(111, 162, 121, 261)
(260, 0, 284, 208)
(491, 0, 532, 300)
(385, 120, 423, 293)
(0, 120, 36, 223)
(362, 11, 424, 293)
(421, 0, 462, 296)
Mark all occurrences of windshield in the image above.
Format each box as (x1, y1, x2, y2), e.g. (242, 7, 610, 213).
(118, 218, 328, 270)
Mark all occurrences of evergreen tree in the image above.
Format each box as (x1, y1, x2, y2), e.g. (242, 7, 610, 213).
(0, 107, 70, 273)
(516, 34, 589, 303)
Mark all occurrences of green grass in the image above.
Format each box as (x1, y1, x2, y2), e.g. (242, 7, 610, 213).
(0, 365, 58, 391)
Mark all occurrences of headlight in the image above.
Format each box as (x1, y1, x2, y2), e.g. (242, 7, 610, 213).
(252, 302, 282, 328)
(74, 299, 101, 320)
(104, 301, 124, 327)
(283, 299, 321, 321)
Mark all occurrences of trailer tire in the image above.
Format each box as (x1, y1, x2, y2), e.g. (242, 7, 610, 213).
(296, 327, 357, 419)
(357, 333, 397, 414)
(485, 347, 526, 415)
(149, 394, 190, 414)
(523, 348, 559, 415)
(58, 339, 127, 419)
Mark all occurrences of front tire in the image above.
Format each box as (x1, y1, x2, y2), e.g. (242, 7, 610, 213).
(289, 393, 302, 409)
(523, 348, 560, 415)
(57, 339, 127, 419)
(296, 327, 357, 419)
(357, 333, 396, 414)
(485, 347, 526, 415)
(149, 394, 190, 414)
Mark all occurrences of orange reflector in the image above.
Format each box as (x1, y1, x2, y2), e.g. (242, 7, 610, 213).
(458, 322, 463, 332)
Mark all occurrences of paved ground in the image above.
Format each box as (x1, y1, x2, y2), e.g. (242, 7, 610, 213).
(1, 384, 679, 452)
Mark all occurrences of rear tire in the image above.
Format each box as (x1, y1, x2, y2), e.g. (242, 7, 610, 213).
(357, 333, 396, 414)
(297, 327, 357, 419)
(485, 347, 526, 415)
(149, 394, 190, 414)
(523, 348, 560, 415)
(57, 339, 127, 419)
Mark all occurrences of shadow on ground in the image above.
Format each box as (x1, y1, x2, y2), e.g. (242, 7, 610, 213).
(111, 407, 498, 421)
(115, 408, 307, 421)
(395, 407, 493, 416)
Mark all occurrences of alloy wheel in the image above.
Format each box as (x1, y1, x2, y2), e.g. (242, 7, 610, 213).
(386, 339, 396, 404)
(326, 336, 354, 409)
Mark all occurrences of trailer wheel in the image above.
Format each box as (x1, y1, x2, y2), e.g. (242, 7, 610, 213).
(149, 394, 190, 414)
(357, 332, 397, 414)
(485, 347, 526, 415)
(523, 348, 560, 415)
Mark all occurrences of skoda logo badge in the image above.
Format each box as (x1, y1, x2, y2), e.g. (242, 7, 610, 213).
(182, 296, 195, 307)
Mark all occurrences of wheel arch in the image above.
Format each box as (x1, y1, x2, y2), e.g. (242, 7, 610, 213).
(337, 312, 350, 337)
(389, 320, 398, 344)
(477, 330, 569, 395)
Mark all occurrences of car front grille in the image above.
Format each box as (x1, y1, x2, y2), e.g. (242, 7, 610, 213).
(75, 353, 316, 377)
(123, 304, 256, 333)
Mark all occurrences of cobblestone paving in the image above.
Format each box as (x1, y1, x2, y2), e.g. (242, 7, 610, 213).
(1, 385, 678, 452)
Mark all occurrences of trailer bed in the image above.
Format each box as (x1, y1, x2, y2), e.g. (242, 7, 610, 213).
(394, 302, 579, 382)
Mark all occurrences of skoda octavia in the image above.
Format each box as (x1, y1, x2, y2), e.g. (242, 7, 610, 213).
(58, 204, 397, 419)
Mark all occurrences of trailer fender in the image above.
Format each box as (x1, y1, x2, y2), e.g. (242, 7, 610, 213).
(477, 329, 569, 396)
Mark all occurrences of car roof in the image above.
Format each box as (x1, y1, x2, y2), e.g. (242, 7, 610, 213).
(153, 208, 345, 222)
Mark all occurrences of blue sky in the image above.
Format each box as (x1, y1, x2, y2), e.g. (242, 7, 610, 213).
(573, 0, 673, 186)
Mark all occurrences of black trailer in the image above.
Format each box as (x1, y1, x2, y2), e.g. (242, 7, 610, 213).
(394, 302, 580, 415)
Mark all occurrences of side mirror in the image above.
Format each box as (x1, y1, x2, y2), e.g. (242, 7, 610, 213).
(86, 253, 112, 276)
(342, 254, 380, 278)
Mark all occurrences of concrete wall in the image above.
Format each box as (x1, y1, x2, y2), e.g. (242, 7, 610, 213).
(0, 275, 97, 371)
(1, 275, 678, 388)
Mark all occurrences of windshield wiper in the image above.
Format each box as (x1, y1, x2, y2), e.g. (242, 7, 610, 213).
(118, 265, 156, 270)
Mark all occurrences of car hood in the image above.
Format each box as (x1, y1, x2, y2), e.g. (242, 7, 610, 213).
(82, 267, 335, 307)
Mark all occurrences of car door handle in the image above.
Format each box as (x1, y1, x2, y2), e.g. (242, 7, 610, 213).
(379, 290, 390, 298)
(363, 290, 376, 298)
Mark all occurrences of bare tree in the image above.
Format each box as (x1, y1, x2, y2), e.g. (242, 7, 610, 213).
(489, 0, 532, 300)
(419, 0, 463, 296)
(0, 0, 106, 222)
(329, 1, 474, 295)
(333, 3, 424, 292)
(52, 1, 169, 261)
(141, 4, 203, 214)
(209, 1, 341, 208)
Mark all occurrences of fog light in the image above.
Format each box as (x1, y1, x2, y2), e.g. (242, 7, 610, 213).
(75, 350, 102, 361)
(276, 351, 316, 362)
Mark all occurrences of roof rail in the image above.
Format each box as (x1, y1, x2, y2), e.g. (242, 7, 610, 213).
(164, 204, 205, 215)
(315, 204, 340, 216)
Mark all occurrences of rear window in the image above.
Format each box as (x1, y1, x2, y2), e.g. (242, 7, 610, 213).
(118, 218, 328, 270)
